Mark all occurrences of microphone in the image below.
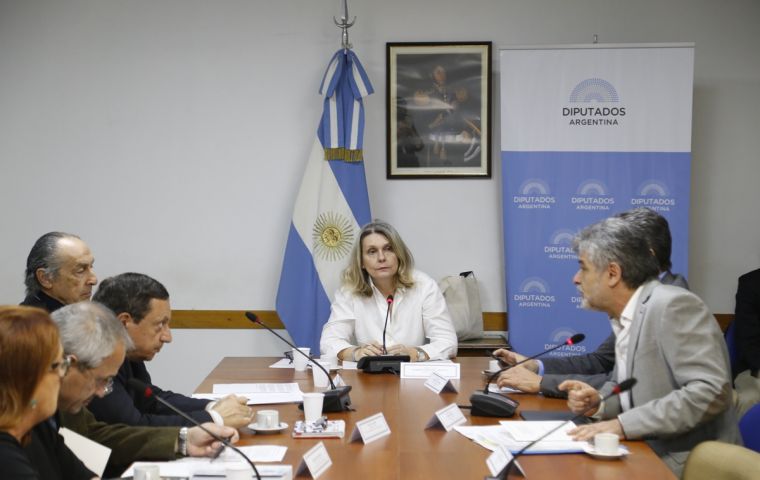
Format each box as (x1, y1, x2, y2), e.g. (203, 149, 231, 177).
(484, 333, 586, 394)
(382, 295, 393, 354)
(488, 378, 637, 480)
(245, 312, 352, 413)
(127, 378, 261, 480)
(469, 334, 585, 417)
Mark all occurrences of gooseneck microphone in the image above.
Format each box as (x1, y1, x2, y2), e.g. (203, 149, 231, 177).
(382, 295, 393, 354)
(488, 378, 638, 480)
(127, 378, 261, 480)
(468, 333, 586, 417)
(245, 312, 352, 413)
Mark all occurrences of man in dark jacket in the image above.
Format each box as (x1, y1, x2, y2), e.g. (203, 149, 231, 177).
(88, 273, 253, 428)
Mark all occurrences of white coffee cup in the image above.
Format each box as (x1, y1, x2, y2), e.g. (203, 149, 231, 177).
(302, 392, 325, 422)
(134, 464, 161, 480)
(488, 359, 500, 372)
(320, 354, 338, 370)
(255, 409, 279, 429)
(225, 465, 251, 480)
(312, 360, 331, 388)
(594, 432, 619, 455)
(293, 347, 311, 371)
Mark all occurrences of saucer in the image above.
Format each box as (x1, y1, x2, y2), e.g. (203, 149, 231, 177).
(582, 443, 629, 460)
(249, 421, 288, 434)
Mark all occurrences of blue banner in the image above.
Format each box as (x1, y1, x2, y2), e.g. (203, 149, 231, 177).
(500, 45, 695, 356)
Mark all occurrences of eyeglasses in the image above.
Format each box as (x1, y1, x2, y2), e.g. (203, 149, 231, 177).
(50, 355, 73, 378)
(82, 368, 115, 396)
(93, 374, 115, 396)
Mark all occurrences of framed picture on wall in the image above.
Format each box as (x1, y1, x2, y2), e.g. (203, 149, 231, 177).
(386, 42, 492, 179)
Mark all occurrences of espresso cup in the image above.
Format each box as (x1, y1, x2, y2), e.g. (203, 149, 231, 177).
(225, 465, 250, 480)
(134, 465, 161, 480)
(255, 409, 279, 429)
(594, 432, 619, 455)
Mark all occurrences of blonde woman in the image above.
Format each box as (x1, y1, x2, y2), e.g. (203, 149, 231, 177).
(320, 221, 457, 362)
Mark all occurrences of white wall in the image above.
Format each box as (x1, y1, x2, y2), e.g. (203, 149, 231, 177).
(2, 0, 759, 393)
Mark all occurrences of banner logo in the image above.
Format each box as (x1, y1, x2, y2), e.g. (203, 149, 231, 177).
(512, 178, 556, 209)
(563, 78, 626, 126)
(513, 277, 556, 308)
(546, 328, 587, 356)
(544, 228, 577, 261)
(571, 179, 615, 211)
(630, 179, 676, 212)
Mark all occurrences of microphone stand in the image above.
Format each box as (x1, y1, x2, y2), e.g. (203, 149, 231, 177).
(245, 312, 352, 412)
(127, 378, 261, 480)
(382, 295, 393, 354)
(469, 334, 585, 417)
(487, 378, 637, 480)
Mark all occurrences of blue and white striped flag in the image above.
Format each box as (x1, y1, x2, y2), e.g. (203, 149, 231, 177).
(276, 50, 373, 352)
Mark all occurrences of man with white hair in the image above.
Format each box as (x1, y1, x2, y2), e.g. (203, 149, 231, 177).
(44, 302, 239, 477)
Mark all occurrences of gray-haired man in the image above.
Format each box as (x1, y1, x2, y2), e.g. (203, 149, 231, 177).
(21, 232, 97, 312)
(558, 215, 739, 475)
(42, 302, 238, 477)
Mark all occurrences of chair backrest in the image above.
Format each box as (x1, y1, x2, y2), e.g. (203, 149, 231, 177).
(683, 441, 760, 480)
(740, 402, 760, 453)
(725, 321, 739, 377)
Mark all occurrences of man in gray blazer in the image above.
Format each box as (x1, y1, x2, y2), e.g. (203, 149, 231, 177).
(560, 215, 740, 475)
(494, 208, 689, 396)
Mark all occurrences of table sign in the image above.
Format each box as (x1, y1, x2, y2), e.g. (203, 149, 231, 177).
(486, 445, 525, 478)
(424, 372, 459, 394)
(349, 412, 391, 444)
(400, 362, 460, 379)
(295, 441, 332, 479)
(425, 403, 467, 432)
(333, 373, 347, 387)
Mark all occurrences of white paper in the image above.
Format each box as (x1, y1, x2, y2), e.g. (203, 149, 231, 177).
(488, 383, 523, 394)
(340, 360, 358, 370)
(122, 459, 293, 479)
(498, 420, 577, 443)
(296, 441, 332, 478)
(400, 361, 460, 379)
(60, 427, 111, 477)
(217, 445, 288, 463)
(202, 383, 304, 404)
(269, 358, 295, 368)
(454, 422, 586, 454)
(349, 412, 391, 444)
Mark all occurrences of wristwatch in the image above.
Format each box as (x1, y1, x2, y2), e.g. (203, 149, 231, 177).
(416, 347, 427, 362)
(178, 427, 189, 456)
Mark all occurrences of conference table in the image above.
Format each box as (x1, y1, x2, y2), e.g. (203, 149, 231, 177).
(196, 357, 677, 479)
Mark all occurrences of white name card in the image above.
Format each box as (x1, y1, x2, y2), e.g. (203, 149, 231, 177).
(424, 372, 459, 394)
(425, 403, 467, 432)
(333, 373, 347, 387)
(296, 441, 332, 479)
(349, 412, 391, 444)
(486, 445, 525, 478)
(400, 362, 460, 379)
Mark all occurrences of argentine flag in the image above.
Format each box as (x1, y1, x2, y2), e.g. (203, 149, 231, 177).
(276, 49, 373, 352)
